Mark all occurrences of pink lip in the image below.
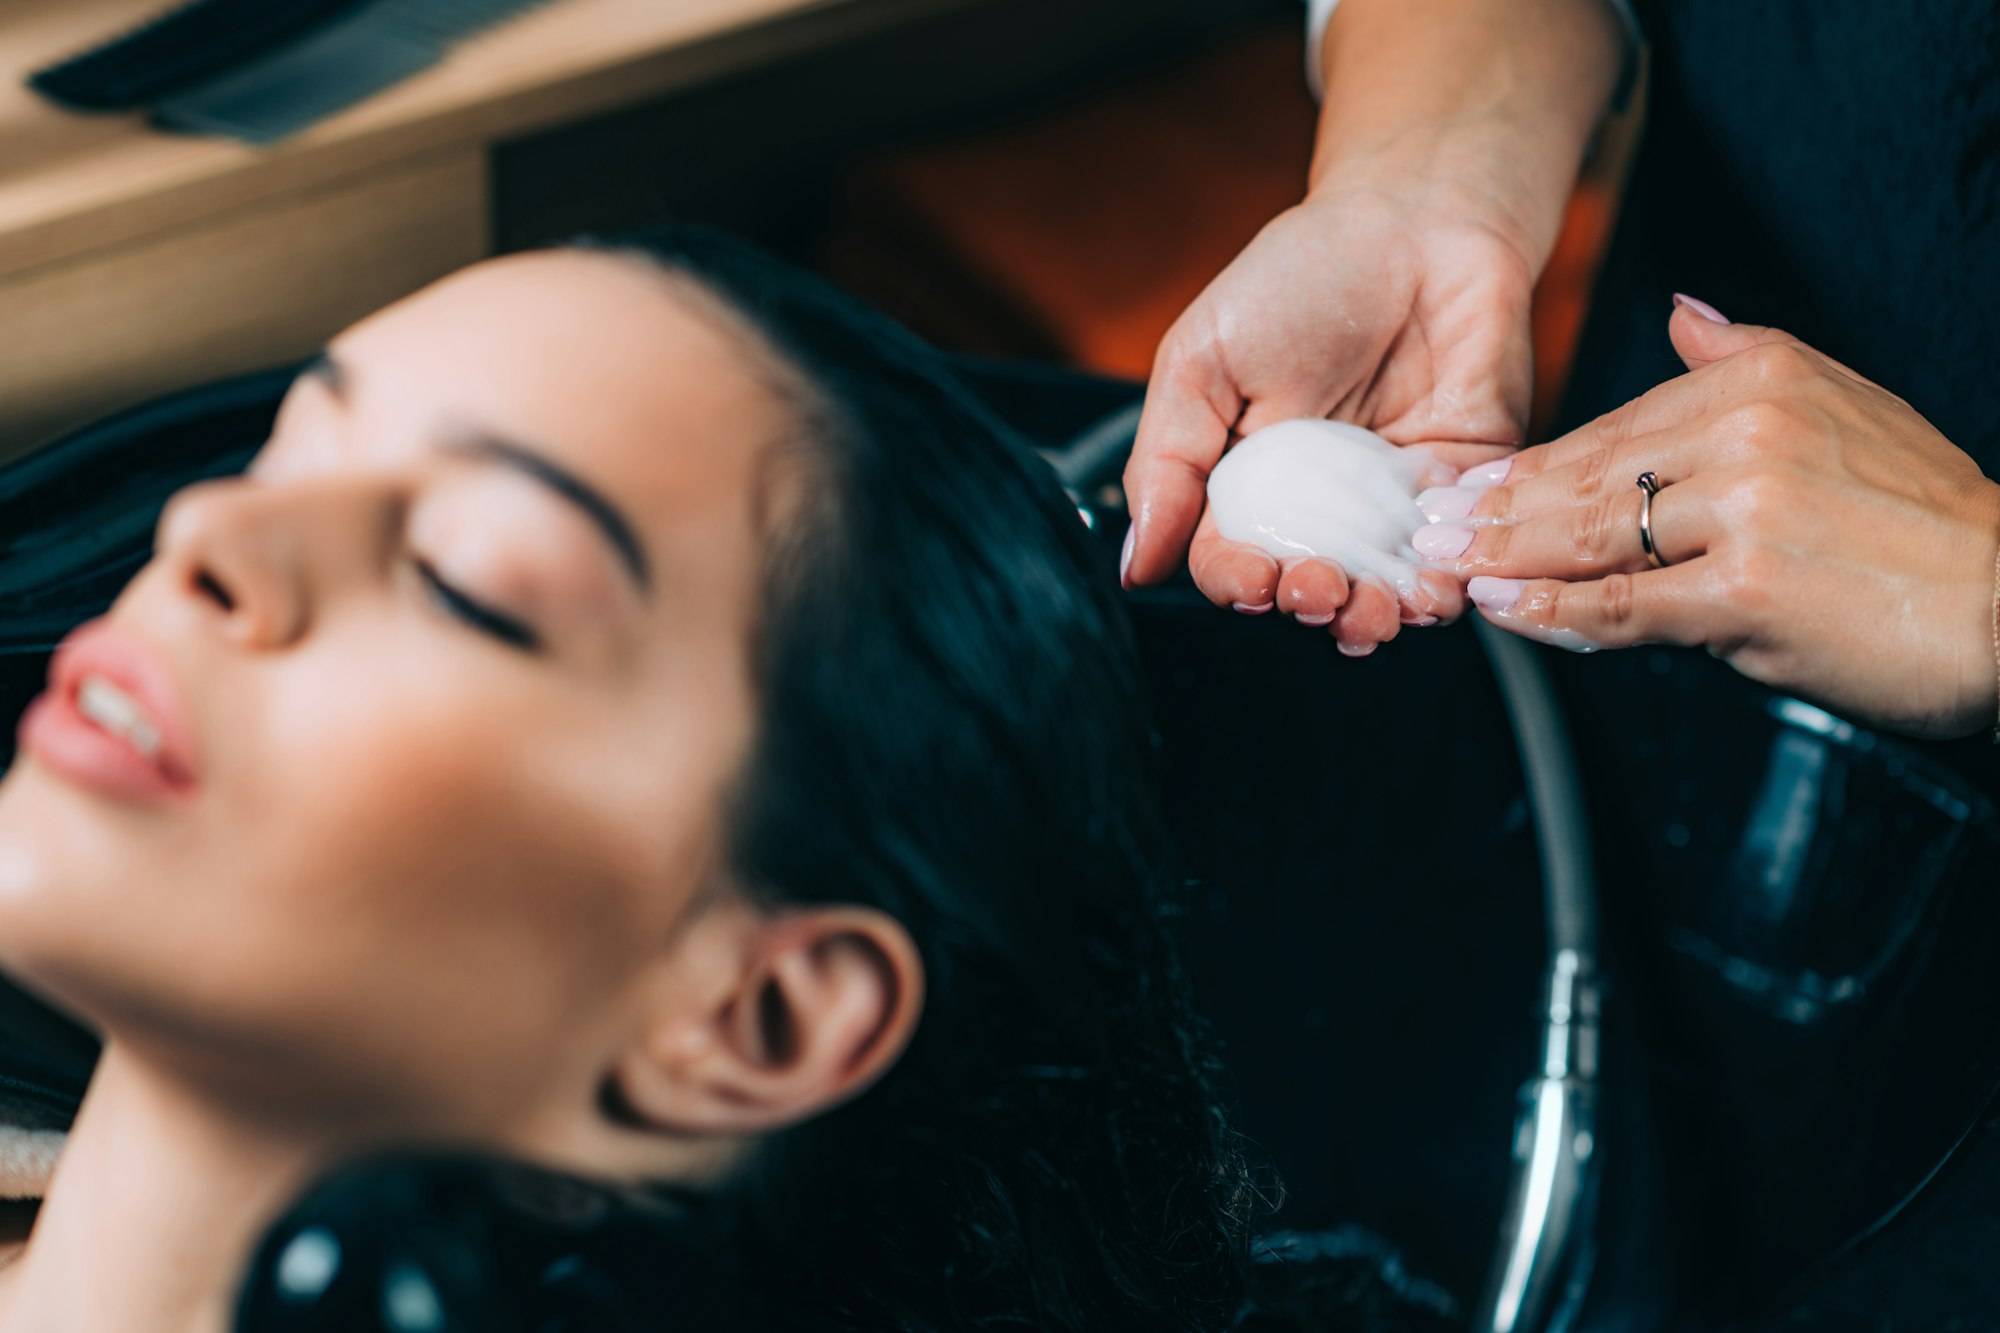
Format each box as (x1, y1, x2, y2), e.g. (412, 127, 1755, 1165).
(16, 617, 201, 801)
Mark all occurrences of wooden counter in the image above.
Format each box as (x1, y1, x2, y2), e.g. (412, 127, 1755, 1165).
(0, 0, 973, 459)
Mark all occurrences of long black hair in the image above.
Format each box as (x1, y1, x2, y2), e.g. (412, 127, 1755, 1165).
(569, 224, 1256, 1330)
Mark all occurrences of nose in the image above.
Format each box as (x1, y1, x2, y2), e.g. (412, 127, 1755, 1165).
(147, 475, 388, 650)
(150, 479, 308, 649)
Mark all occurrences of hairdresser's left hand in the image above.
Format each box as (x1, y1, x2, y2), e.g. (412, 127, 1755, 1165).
(1413, 298, 2000, 739)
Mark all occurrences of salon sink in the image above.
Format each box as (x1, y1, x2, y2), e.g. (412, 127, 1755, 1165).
(1049, 377, 2000, 1328)
(4, 358, 2000, 1330)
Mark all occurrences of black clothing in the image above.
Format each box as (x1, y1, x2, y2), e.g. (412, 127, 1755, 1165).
(1567, 0, 1999, 467)
(1555, 4, 2000, 1326)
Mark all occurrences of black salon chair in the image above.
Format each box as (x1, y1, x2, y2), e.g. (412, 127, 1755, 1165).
(4, 360, 2000, 1331)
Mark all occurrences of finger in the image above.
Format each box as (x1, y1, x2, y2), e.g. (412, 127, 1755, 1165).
(1470, 302, 1875, 498)
(1123, 344, 1242, 587)
(1406, 567, 1466, 626)
(1420, 427, 1701, 525)
(1466, 564, 1731, 653)
(1332, 579, 1400, 656)
(1667, 297, 1882, 390)
(1458, 368, 1736, 492)
(1275, 557, 1351, 625)
(1188, 505, 1282, 612)
(1419, 471, 1717, 581)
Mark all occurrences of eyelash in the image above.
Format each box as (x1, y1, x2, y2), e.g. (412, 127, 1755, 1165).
(414, 558, 540, 653)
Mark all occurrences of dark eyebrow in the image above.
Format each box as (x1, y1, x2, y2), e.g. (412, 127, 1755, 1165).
(296, 351, 652, 598)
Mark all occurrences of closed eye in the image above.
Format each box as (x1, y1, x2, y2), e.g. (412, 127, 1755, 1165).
(414, 558, 541, 653)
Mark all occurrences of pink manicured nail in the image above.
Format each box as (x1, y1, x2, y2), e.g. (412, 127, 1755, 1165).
(1468, 576, 1527, 611)
(1672, 292, 1730, 324)
(1294, 611, 1335, 626)
(1336, 641, 1377, 658)
(1416, 486, 1479, 523)
(1232, 600, 1275, 615)
(1412, 524, 1474, 559)
(1459, 458, 1512, 489)
(1118, 524, 1135, 588)
(1400, 612, 1439, 627)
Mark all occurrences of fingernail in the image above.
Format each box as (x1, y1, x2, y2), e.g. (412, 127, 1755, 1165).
(1400, 612, 1439, 627)
(1336, 641, 1376, 658)
(1459, 458, 1512, 489)
(1468, 576, 1527, 611)
(1416, 485, 1480, 523)
(1672, 292, 1730, 324)
(1412, 524, 1474, 559)
(1294, 611, 1335, 626)
(1118, 523, 1135, 588)
(1232, 600, 1275, 615)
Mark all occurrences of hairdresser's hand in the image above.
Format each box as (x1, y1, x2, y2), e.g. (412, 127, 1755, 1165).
(1122, 182, 1532, 654)
(1421, 298, 2000, 739)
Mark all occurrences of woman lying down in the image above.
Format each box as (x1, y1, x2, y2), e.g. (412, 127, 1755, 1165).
(0, 229, 1255, 1330)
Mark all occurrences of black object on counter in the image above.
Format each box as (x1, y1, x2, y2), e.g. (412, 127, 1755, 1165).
(27, 0, 377, 113)
(27, 0, 552, 144)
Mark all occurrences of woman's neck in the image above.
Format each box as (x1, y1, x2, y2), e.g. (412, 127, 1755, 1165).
(0, 1046, 329, 1333)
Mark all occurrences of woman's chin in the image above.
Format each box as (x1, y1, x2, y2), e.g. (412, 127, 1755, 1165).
(0, 759, 151, 967)
(0, 857, 44, 1000)
(0, 770, 55, 907)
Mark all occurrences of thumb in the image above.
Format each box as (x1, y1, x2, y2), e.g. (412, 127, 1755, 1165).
(1667, 292, 1776, 370)
(1666, 294, 1881, 389)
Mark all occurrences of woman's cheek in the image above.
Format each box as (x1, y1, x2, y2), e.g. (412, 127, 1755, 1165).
(250, 691, 624, 1054)
(245, 647, 538, 893)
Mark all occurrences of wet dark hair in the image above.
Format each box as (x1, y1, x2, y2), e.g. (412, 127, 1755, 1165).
(568, 225, 1255, 1330)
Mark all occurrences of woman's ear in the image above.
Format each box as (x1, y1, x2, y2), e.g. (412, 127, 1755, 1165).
(610, 906, 923, 1139)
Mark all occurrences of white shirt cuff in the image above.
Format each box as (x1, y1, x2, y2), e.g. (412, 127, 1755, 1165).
(1302, 0, 1339, 99)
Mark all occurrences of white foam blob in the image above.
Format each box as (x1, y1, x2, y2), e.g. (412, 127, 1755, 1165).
(1205, 419, 1433, 597)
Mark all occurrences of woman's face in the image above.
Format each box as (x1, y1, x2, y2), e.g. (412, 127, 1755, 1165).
(0, 250, 798, 1138)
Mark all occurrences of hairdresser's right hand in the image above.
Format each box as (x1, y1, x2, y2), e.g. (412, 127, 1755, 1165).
(1122, 181, 1533, 654)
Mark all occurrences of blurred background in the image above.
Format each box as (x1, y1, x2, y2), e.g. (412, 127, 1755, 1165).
(0, 0, 1630, 463)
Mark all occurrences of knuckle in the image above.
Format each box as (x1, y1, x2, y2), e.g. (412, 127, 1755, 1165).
(1505, 445, 1548, 483)
(1571, 444, 1613, 503)
(1722, 399, 1793, 446)
(1590, 405, 1636, 454)
(1718, 546, 1780, 614)
(1741, 340, 1815, 390)
(1570, 496, 1619, 563)
(1154, 310, 1229, 386)
(1152, 332, 1204, 386)
(1727, 470, 1791, 525)
(1516, 578, 1561, 621)
(1595, 572, 1638, 631)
